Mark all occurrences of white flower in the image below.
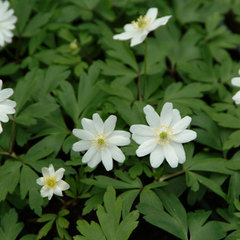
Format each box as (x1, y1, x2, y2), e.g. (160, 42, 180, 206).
(231, 69, 240, 104)
(113, 8, 171, 47)
(130, 103, 197, 168)
(36, 164, 70, 200)
(0, 80, 16, 133)
(0, 0, 17, 47)
(72, 114, 131, 171)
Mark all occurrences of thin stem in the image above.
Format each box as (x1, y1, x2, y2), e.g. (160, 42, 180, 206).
(158, 169, 187, 182)
(143, 39, 148, 100)
(137, 73, 142, 101)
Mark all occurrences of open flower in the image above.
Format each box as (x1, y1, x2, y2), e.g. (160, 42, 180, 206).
(72, 114, 131, 171)
(130, 103, 197, 168)
(0, 0, 17, 47)
(231, 69, 240, 104)
(113, 8, 171, 47)
(0, 80, 16, 133)
(36, 164, 70, 200)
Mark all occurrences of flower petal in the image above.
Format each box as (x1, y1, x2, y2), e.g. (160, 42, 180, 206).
(113, 31, 135, 40)
(36, 177, 44, 186)
(143, 105, 161, 127)
(72, 140, 91, 152)
(170, 109, 181, 127)
(170, 142, 186, 164)
(101, 148, 113, 171)
(172, 116, 192, 134)
(163, 144, 178, 168)
(81, 118, 97, 134)
(48, 164, 55, 177)
(130, 33, 148, 47)
(136, 138, 157, 157)
(150, 146, 164, 168)
(149, 16, 172, 31)
(124, 23, 135, 32)
(130, 124, 154, 136)
(108, 130, 130, 146)
(55, 168, 65, 181)
(110, 145, 125, 163)
(132, 133, 153, 144)
(104, 115, 117, 135)
(57, 180, 70, 191)
(109, 130, 130, 139)
(40, 186, 50, 198)
(0, 88, 13, 102)
(231, 77, 240, 87)
(88, 152, 101, 168)
(233, 91, 240, 104)
(53, 186, 63, 197)
(82, 147, 97, 163)
(173, 130, 197, 143)
(160, 102, 173, 126)
(72, 129, 94, 140)
(42, 167, 49, 177)
(146, 8, 158, 22)
(93, 113, 104, 133)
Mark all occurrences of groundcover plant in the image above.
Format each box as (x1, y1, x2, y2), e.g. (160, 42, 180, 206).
(1, 0, 240, 239)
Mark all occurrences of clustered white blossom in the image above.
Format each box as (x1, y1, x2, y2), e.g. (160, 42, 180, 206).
(0, 0, 17, 47)
(113, 8, 171, 47)
(231, 69, 240, 105)
(72, 114, 130, 171)
(36, 164, 70, 200)
(0, 80, 16, 133)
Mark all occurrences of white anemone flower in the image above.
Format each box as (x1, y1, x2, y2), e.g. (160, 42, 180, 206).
(113, 8, 171, 47)
(0, 0, 17, 47)
(231, 69, 240, 104)
(36, 164, 70, 200)
(130, 103, 197, 168)
(0, 80, 16, 133)
(72, 114, 131, 171)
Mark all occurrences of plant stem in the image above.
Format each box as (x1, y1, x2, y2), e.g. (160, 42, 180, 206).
(158, 169, 187, 182)
(143, 38, 148, 100)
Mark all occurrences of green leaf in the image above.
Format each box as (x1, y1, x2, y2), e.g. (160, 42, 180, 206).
(0, 209, 23, 240)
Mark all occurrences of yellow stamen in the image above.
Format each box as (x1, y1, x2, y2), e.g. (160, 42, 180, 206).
(159, 131, 168, 140)
(131, 15, 151, 30)
(43, 176, 57, 189)
(98, 138, 104, 145)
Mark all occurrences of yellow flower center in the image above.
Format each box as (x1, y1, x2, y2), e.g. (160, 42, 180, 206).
(98, 138, 104, 145)
(43, 176, 57, 189)
(92, 134, 108, 150)
(159, 131, 168, 140)
(153, 125, 174, 145)
(131, 15, 151, 30)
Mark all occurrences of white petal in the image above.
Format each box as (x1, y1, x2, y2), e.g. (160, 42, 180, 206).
(55, 168, 65, 181)
(36, 177, 44, 186)
(124, 23, 135, 32)
(0, 88, 13, 102)
(231, 77, 240, 87)
(146, 8, 158, 22)
(130, 33, 148, 47)
(57, 180, 70, 191)
(104, 115, 117, 135)
(170, 109, 181, 126)
(48, 164, 55, 177)
(1, 99, 16, 108)
(81, 118, 97, 134)
(53, 186, 63, 197)
(82, 147, 97, 163)
(160, 102, 173, 126)
(92, 113, 104, 133)
(113, 31, 135, 40)
(149, 16, 172, 31)
(87, 152, 101, 168)
(47, 189, 54, 200)
(0, 122, 2, 133)
(40, 186, 50, 198)
(0, 112, 9, 122)
(173, 130, 197, 143)
(72, 129, 94, 140)
(136, 138, 157, 157)
(172, 116, 192, 134)
(108, 135, 130, 146)
(163, 144, 178, 168)
(233, 91, 240, 104)
(101, 148, 113, 171)
(170, 142, 186, 164)
(0, 104, 15, 115)
(150, 146, 164, 168)
(130, 124, 154, 136)
(110, 145, 125, 163)
(143, 105, 161, 127)
(132, 133, 153, 144)
(0, 80, 2, 90)
(72, 140, 91, 152)
(109, 130, 130, 139)
(42, 167, 49, 177)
